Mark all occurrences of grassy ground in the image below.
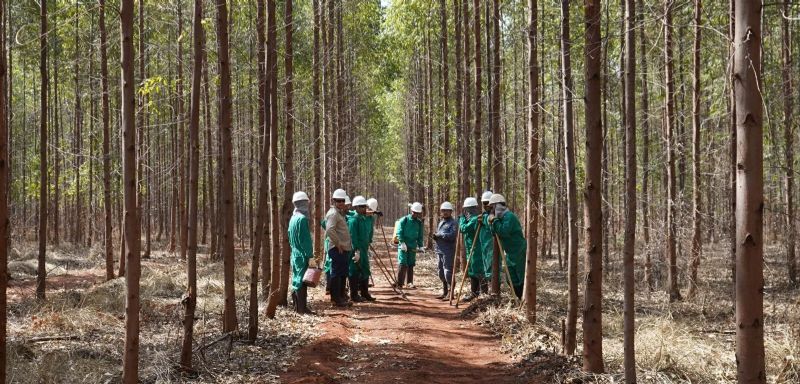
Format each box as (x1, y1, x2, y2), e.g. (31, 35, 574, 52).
(467, 242, 800, 383)
(7, 242, 321, 383)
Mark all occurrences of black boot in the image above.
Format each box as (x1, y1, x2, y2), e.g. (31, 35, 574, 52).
(480, 279, 489, 295)
(462, 277, 480, 302)
(332, 277, 351, 307)
(340, 276, 350, 302)
(291, 290, 299, 312)
(297, 284, 316, 315)
(513, 284, 523, 300)
(395, 265, 407, 288)
(360, 279, 376, 301)
(435, 281, 449, 299)
(349, 277, 364, 302)
(406, 266, 415, 288)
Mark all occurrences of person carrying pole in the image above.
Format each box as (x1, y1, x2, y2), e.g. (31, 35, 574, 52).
(479, 191, 496, 294)
(433, 202, 458, 299)
(396, 202, 424, 288)
(347, 196, 376, 302)
(288, 191, 317, 314)
(458, 197, 485, 302)
(325, 188, 354, 307)
(487, 193, 527, 299)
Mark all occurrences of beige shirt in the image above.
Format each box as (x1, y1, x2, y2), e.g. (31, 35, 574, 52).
(325, 207, 353, 252)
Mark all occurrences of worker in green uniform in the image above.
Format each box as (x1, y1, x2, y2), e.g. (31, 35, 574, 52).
(479, 191, 495, 294)
(487, 193, 526, 299)
(347, 196, 375, 302)
(458, 197, 484, 301)
(396, 202, 424, 288)
(288, 191, 317, 314)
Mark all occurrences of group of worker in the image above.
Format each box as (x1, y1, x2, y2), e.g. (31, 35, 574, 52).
(286, 188, 527, 315)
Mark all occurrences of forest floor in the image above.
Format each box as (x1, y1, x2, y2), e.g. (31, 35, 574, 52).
(4, 228, 799, 383)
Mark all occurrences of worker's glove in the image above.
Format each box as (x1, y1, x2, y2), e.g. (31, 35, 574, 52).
(432, 233, 441, 240)
(353, 252, 361, 263)
(417, 246, 426, 253)
(400, 242, 408, 252)
(308, 258, 319, 268)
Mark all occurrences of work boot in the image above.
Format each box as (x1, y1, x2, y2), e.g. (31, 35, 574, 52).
(462, 277, 480, 302)
(395, 265, 407, 289)
(406, 266, 415, 289)
(291, 290, 299, 312)
(297, 284, 316, 315)
(360, 279, 376, 302)
(480, 279, 489, 295)
(325, 272, 331, 295)
(349, 277, 365, 303)
(435, 281, 449, 300)
(332, 277, 351, 308)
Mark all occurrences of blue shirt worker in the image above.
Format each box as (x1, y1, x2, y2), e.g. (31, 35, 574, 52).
(288, 191, 316, 315)
(487, 193, 527, 299)
(325, 189, 354, 307)
(396, 202, 424, 288)
(433, 202, 458, 300)
(458, 197, 485, 302)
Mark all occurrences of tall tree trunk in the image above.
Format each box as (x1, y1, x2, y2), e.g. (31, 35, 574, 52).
(638, 0, 652, 291)
(73, 2, 83, 246)
(99, 0, 114, 281)
(312, 0, 323, 258)
(781, 0, 796, 284)
(560, 0, 578, 356)
(622, 0, 637, 381)
(473, 0, 482, 192)
(277, 0, 295, 313)
(120, 0, 142, 381)
(139, 0, 151, 259)
(0, 0, 9, 377)
(265, 0, 281, 318)
(180, 0, 203, 370)
(440, 0, 450, 200)
(177, 0, 188, 260)
(733, 0, 765, 381)
(728, 0, 737, 304)
(582, 0, 603, 372)
(490, 0, 502, 192)
(215, 0, 238, 333)
(524, 0, 540, 324)
(687, 0, 703, 299)
(37, 0, 48, 300)
(462, 0, 472, 197)
(663, 0, 682, 302)
(249, 0, 267, 343)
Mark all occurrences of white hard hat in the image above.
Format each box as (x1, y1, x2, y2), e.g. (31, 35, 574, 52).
(352, 196, 368, 206)
(463, 197, 479, 208)
(367, 198, 378, 211)
(440, 201, 454, 211)
(332, 188, 347, 200)
(410, 202, 424, 213)
(344, 195, 351, 205)
(292, 191, 309, 202)
(488, 193, 506, 205)
(481, 191, 494, 202)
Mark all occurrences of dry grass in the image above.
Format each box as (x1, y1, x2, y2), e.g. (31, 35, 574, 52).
(7, 242, 322, 383)
(465, 241, 800, 383)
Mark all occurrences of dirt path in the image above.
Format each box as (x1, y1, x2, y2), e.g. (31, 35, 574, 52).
(281, 250, 552, 384)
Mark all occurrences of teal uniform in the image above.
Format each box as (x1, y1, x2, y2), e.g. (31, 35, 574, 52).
(479, 213, 495, 279)
(347, 212, 372, 278)
(397, 214, 424, 266)
(321, 218, 332, 275)
(288, 212, 314, 292)
(458, 214, 486, 278)
(489, 211, 527, 287)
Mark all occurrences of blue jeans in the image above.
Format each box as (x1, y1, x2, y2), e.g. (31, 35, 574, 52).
(437, 251, 455, 285)
(328, 247, 350, 278)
